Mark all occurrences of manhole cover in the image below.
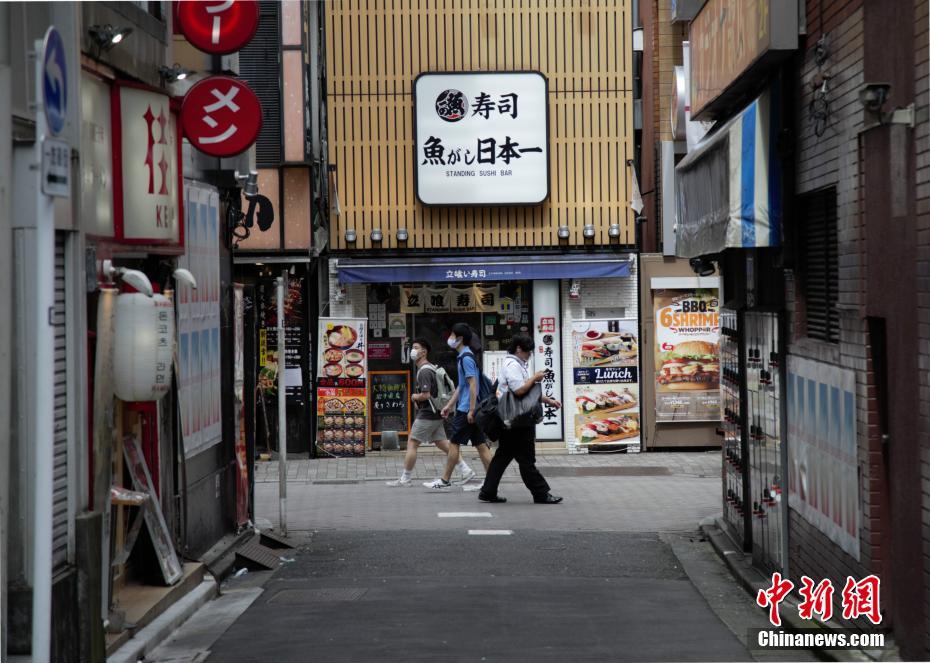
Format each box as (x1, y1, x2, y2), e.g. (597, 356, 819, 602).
(269, 588, 368, 603)
(542, 466, 672, 477)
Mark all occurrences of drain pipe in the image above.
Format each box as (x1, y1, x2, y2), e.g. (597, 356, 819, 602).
(277, 272, 287, 536)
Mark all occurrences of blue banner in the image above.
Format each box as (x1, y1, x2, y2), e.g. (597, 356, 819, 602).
(338, 254, 632, 284)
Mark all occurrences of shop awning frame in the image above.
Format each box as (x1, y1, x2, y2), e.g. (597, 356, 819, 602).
(675, 86, 783, 258)
(336, 253, 633, 284)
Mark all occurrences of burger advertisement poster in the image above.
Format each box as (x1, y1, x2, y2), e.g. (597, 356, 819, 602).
(571, 319, 641, 451)
(317, 318, 368, 457)
(653, 289, 721, 422)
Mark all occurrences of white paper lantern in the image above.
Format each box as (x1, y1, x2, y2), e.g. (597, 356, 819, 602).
(113, 293, 175, 401)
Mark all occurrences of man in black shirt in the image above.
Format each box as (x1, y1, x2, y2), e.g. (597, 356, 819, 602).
(387, 339, 476, 486)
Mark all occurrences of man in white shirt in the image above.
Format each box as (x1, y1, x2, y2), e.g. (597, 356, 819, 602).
(478, 334, 563, 504)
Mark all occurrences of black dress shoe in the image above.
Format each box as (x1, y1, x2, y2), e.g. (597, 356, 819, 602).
(534, 493, 563, 504)
(478, 493, 507, 503)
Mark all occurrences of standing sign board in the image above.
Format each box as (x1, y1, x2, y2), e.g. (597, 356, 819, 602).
(414, 72, 549, 205)
(571, 319, 641, 451)
(113, 83, 183, 246)
(317, 318, 368, 456)
(369, 371, 411, 441)
(652, 279, 721, 422)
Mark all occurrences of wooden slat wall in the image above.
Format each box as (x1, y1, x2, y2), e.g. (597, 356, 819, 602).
(326, 0, 635, 251)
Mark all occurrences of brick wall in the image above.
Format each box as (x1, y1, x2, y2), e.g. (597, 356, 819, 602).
(915, 0, 930, 653)
(787, 0, 881, 624)
(560, 267, 640, 450)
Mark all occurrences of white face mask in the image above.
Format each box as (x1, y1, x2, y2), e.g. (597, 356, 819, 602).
(447, 336, 459, 350)
(409, 348, 420, 361)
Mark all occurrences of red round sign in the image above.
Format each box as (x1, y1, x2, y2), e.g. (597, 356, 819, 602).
(177, 0, 259, 55)
(181, 76, 262, 158)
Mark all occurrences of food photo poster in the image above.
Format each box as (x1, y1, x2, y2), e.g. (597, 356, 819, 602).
(316, 318, 368, 456)
(571, 319, 641, 452)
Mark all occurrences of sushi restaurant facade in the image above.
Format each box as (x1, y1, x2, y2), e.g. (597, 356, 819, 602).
(322, 2, 649, 454)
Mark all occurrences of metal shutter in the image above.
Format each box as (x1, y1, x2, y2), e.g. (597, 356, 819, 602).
(52, 234, 70, 571)
(239, 0, 282, 165)
(801, 187, 839, 343)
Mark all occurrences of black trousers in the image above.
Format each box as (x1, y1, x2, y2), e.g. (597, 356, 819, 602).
(481, 426, 550, 498)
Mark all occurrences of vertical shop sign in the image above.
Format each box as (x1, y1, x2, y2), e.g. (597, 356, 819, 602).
(571, 319, 641, 451)
(317, 318, 368, 456)
(283, 278, 304, 398)
(114, 84, 181, 244)
(533, 281, 563, 440)
(787, 356, 860, 560)
(652, 282, 721, 422)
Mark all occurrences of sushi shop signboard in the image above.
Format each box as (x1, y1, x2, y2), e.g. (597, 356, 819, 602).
(653, 286, 721, 422)
(317, 318, 368, 457)
(571, 320, 641, 452)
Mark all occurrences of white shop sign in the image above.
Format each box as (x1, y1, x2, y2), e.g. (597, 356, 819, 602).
(414, 71, 549, 206)
(115, 84, 181, 244)
(533, 280, 563, 440)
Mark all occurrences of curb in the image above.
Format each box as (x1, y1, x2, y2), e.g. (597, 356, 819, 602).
(699, 517, 899, 662)
(107, 577, 218, 663)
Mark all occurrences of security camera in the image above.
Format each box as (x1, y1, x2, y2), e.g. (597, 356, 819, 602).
(689, 256, 716, 277)
(858, 83, 891, 114)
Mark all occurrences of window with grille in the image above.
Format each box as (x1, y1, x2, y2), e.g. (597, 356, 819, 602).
(800, 187, 839, 343)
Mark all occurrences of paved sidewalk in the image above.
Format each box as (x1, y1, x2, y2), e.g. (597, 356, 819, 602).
(254, 449, 721, 484)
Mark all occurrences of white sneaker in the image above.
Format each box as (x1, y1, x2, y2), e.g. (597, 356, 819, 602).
(386, 476, 412, 487)
(423, 478, 452, 490)
(456, 466, 477, 484)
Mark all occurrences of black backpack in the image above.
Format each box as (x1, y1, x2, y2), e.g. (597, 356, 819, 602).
(475, 380, 503, 442)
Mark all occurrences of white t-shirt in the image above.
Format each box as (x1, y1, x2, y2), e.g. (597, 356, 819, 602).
(499, 354, 529, 396)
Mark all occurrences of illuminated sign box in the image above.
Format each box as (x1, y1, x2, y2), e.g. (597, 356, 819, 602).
(414, 71, 550, 206)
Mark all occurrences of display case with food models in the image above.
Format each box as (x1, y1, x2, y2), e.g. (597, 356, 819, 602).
(316, 318, 368, 456)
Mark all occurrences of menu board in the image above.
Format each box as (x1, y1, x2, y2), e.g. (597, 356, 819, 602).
(653, 288, 721, 422)
(318, 318, 368, 388)
(571, 319, 641, 451)
(369, 371, 411, 438)
(317, 318, 368, 457)
(316, 387, 367, 456)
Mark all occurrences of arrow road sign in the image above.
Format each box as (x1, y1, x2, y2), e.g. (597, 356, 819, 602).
(42, 27, 68, 136)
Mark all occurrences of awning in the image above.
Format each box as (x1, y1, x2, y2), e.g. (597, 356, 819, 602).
(675, 87, 782, 258)
(337, 253, 632, 284)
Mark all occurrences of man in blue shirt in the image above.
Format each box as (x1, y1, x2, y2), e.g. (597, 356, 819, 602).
(423, 323, 493, 490)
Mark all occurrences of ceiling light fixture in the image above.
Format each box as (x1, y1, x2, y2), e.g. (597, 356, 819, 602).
(582, 224, 596, 239)
(608, 224, 621, 239)
(396, 228, 409, 242)
(345, 229, 357, 243)
(557, 226, 570, 240)
(370, 228, 383, 242)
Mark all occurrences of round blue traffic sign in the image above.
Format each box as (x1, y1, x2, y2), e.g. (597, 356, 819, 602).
(42, 27, 68, 136)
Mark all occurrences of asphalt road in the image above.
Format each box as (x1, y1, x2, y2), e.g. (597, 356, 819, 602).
(207, 528, 750, 662)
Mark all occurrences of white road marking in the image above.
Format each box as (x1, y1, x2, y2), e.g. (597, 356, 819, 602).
(468, 529, 513, 536)
(437, 512, 493, 518)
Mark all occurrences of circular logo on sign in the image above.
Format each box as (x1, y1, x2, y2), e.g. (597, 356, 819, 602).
(177, 0, 260, 55)
(181, 76, 263, 158)
(435, 89, 468, 122)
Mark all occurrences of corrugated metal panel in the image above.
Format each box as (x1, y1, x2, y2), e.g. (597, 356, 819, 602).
(240, 0, 282, 166)
(325, 0, 636, 250)
(52, 234, 70, 571)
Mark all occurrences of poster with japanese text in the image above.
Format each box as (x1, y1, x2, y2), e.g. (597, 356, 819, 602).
(317, 318, 368, 387)
(533, 281, 563, 441)
(653, 289, 721, 422)
(571, 319, 640, 451)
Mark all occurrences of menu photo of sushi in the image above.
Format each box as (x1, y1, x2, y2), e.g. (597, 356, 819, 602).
(574, 384, 641, 446)
(572, 321, 639, 369)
